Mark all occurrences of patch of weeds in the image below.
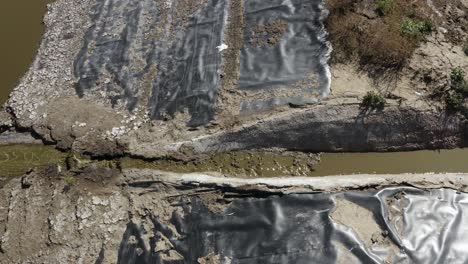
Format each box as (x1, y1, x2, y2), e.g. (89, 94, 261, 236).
(444, 67, 468, 111)
(451, 66, 465, 83)
(326, 0, 436, 74)
(445, 92, 464, 110)
(63, 175, 76, 187)
(451, 67, 468, 94)
(361, 91, 386, 110)
(376, 0, 394, 15)
(401, 18, 433, 38)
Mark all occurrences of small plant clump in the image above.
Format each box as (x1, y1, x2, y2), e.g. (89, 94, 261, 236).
(63, 175, 76, 187)
(451, 66, 465, 84)
(445, 92, 464, 110)
(326, 0, 436, 72)
(376, 0, 394, 15)
(445, 67, 468, 111)
(401, 18, 433, 39)
(361, 91, 386, 110)
(451, 67, 468, 94)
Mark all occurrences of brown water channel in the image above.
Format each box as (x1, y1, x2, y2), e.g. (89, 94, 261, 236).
(1, 144, 468, 178)
(0, 0, 51, 104)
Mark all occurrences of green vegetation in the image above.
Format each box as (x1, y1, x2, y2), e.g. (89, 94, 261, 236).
(376, 0, 394, 15)
(401, 18, 433, 38)
(445, 92, 464, 110)
(451, 66, 465, 84)
(326, 0, 436, 72)
(445, 67, 468, 110)
(63, 175, 76, 187)
(361, 91, 386, 110)
(451, 67, 468, 94)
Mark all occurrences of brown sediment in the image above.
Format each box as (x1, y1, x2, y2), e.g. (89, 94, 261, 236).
(34, 97, 124, 152)
(331, 198, 394, 248)
(214, 0, 245, 128)
(121, 150, 320, 178)
(173, 0, 209, 28)
(250, 19, 288, 47)
(241, 72, 322, 105)
(135, 64, 158, 113)
(6, 142, 468, 179)
(0, 142, 320, 178)
(197, 253, 221, 264)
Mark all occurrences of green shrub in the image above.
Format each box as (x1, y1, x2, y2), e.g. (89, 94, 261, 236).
(401, 18, 433, 38)
(361, 91, 386, 110)
(454, 80, 468, 94)
(376, 0, 394, 15)
(450, 67, 468, 96)
(445, 67, 468, 110)
(445, 92, 464, 110)
(451, 66, 465, 83)
(327, 0, 435, 72)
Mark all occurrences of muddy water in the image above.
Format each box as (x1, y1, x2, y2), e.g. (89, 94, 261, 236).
(122, 148, 468, 177)
(1, 144, 468, 178)
(0, 0, 51, 104)
(312, 149, 468, 176)
(120, 152, 318, 177)
(0, 144, 66, 178)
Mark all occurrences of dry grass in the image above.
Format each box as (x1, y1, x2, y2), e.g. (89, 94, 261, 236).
(326, 0, 437, 74)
